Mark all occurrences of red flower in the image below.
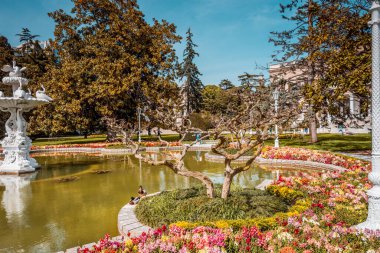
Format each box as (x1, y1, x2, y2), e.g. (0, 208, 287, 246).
(280, 247, 296, 253)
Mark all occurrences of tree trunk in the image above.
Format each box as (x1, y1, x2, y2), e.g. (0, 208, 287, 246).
(221, 160, 234, 199)
(309, 112, 318, 143)
(221, 172, 233, 199)
(178, 170, 214, 198)
(122, 131, 128, 145)
(307, 0, 318, 144)
(106, 130, 117, 142)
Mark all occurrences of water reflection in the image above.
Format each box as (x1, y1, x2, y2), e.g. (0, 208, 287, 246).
(195, 151, 202, 162)
(0, 173, 36, 221)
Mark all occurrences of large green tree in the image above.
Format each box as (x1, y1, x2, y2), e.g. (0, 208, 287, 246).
(0, 36, 14, 137)
(312, 1, 371, 125)
(178, 28, 203, 114)
(31, 0, 180, 136)
(270, 0, 371, 142)
(0, 36, 13, 80)
(202, 85, 226, 114)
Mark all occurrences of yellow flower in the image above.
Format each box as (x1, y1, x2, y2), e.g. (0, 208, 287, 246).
(215, 220, 230, 229)
(161, 235, 169, 242)
(125, 239, 133, 247)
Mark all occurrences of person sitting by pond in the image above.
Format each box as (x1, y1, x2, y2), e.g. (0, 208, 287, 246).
(129, 197, 136, 205)
(138, 185, 147, 197)
(129, 196, 141, 205)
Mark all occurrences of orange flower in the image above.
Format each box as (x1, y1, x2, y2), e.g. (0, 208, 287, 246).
(280, 247, 296, 253)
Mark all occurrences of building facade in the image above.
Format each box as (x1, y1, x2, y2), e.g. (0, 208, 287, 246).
(269, 63, 370, 134)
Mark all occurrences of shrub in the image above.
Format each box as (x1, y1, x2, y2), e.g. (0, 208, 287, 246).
(135, 185, 288, 228)
(334, 204, 367, 226)
(169, 186, 311, 231)
(266, 185, 305, 204)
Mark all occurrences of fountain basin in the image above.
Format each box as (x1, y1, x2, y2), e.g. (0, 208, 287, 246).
(2, 76, 28, 86)
(0, 97, 49, 109)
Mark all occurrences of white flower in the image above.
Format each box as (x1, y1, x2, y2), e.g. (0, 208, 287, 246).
(302, 217, 320, 226)
(277, 232, 293, 241)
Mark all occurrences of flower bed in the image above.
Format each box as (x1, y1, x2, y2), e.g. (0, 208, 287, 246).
(78, 147, 380, 252)
(30, 142, 122, 150)
(260, 146, 365, 169)
(30, 141, 182, 150)
(139, 141, 182, 147)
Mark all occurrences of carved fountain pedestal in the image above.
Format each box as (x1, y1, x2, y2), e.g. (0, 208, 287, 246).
(0, 63, 51, 175)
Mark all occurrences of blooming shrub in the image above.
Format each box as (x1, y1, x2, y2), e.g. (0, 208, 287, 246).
(31, 141, 182, 150)
(140, 141, 181, 147)
(79, 147, 380, 252)
(260, 146, 367, 170)
(31, 142, 123, 150)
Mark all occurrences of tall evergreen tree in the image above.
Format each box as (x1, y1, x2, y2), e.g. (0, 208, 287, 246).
(16, 28, 40, 44)
(218, 79, 234, 90)
(15, 28, 55, 84)
(238, 72, 265, 90)
(179, 28, 203, 114)
(16, 28, 40, 54)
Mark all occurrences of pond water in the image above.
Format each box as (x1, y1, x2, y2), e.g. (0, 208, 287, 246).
(0, 152, 307, 252)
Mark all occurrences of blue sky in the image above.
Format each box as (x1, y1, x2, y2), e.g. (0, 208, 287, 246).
(0, 0, 289, 85)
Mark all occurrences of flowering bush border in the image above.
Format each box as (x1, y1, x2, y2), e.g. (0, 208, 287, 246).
(29, 141, 182, 150)
(260, 146, 364, 169)
(78, 147, 380, 252)
(30, 142, 122, 150)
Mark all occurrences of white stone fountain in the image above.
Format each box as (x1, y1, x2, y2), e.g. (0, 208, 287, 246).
(0, 61, 52, 175)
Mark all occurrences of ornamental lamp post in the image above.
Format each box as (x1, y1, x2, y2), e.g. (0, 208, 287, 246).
(137, 107, 142, 143)
(356, 1, 380, 231)
(273, 89, 280, 148)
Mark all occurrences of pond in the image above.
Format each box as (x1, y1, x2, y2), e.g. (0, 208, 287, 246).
(0, 151, 307, 252)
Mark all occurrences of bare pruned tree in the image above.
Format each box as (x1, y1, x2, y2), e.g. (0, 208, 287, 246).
(133, 97, 216, 198)
(210, 81, 302, 199)
(102, 117, 136, 145)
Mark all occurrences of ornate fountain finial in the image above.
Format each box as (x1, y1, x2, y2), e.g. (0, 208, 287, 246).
(36, 85, 53, 101)
(1, 61, 26, 77)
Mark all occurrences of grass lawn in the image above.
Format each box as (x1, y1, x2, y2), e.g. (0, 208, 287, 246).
(32, 135, 107, 146)
(32, 134, 180, 146)
(32, 133, 371, 152)
(266, 133, 371, 152)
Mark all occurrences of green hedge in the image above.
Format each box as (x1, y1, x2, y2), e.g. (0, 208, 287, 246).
(135, 186, 288, 228)
(170, 185, 310, 231)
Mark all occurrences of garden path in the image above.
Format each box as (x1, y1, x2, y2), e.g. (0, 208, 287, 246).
(117, 192, 161, 237)
(338, 152, 371, 162)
